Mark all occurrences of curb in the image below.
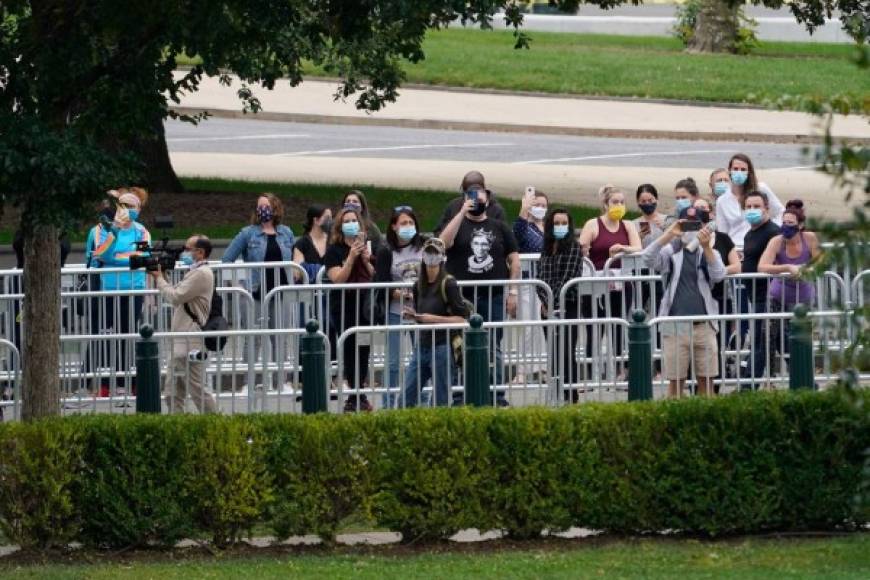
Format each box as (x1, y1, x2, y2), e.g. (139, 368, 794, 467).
(171, 106, 851, 145)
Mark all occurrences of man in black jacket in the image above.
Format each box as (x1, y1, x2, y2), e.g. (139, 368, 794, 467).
(434, 171, 506, 235)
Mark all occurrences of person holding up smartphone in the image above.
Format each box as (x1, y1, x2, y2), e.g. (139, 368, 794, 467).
(641, 206, 727, 399)
(325, 207, 376, 412)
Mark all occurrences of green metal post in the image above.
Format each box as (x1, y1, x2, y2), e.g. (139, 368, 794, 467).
(627, 310, 653, 401)
(789, 304, 815, 390)
(464, 314, 490, 407)
(301, 319, 328, 413)
(135, 325, 161, 413)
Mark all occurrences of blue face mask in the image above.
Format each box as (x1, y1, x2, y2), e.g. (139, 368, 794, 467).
(553, 225, 569, 239)
(397, 226, 416, 242)
(342, 221, 360, 238)
(713, 182, 729, 197)
(128, 209, 140, 221)
(675, 198, 692, 213)
(744, 209, 763, 226)
(180, 251, 194, 266)
(730, 170, 748, 186)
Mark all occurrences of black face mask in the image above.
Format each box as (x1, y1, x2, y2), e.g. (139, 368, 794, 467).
(638, 202, 657, 216)
(468, 201, 487, 217)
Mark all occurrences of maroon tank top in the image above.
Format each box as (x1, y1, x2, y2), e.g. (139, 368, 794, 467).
(589, 217, 629, 270)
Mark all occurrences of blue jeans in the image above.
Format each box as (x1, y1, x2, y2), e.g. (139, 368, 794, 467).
(403, 343, 456, 407)
(384, 312, 414, 409)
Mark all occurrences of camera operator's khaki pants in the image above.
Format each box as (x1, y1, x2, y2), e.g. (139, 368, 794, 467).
(163, 355, 217, 414)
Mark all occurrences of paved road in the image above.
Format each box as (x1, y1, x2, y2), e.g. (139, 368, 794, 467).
(166, 117, 813, 172)
(487, 7, 852, 43)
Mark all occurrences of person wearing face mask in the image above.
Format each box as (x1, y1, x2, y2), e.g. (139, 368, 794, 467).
(434, 171, 507, 235)
(716, 154, 785, 246)
(511, 188, 548, 385)
(759, 200, 821, 370)
(401, 238, 471, 407)
(709, 168, 730, 201)
(341, 190, 383, 252)
(632, 184, 667, 248)
(578, 185, 642, 377)
(149, 235, 217, 413)
(537, 209, 588, 400)
(293, 204, 333, 282)
(740, 191, 782, 387)
(223, 193, 297, 389)
(642, 207, 726, 398)
(85, 191, 151, 396)
(325, 207, 376, 412)
(222, 193, 297, 299)
(374, 206, 425, 407)
(440, 184, 520, 403)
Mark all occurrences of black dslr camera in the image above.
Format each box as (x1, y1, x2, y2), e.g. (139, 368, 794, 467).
(128, 216, 183, 271)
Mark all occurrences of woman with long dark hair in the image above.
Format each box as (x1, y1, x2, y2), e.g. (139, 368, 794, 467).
(341, 190, 383, 251)
(374, 206, 425, 407)
(537, 208, 587, 401)
(293, 204, 332, 282)
(716, 153, 785, 246)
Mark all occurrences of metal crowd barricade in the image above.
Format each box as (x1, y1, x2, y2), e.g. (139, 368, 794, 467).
(334, 315, 632, 410)
(649, 309, 852, 395)
(0, 339, 21, 422)
(52, 326, 328, 416)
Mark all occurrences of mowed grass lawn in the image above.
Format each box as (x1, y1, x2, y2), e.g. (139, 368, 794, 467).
(398, 29, 866, 105)
(4, 535, 869, 579)
(199, 29, 857, 107)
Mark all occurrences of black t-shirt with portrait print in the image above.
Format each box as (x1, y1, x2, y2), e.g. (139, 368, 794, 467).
(445, 216, 518, 283)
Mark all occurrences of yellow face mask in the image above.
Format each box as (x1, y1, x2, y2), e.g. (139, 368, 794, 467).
(607, 205, 626, 222)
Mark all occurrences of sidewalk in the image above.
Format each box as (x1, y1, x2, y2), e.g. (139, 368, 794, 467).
(171, 153, 860, 221)
(174, 73, 869, 143)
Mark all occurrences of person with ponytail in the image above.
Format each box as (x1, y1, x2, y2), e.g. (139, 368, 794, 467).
(716, 153, 785, 246)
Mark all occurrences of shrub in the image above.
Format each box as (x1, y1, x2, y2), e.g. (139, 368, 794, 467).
(74, 415, 195, 549)
(369, 408, 497, 542)
(260, 413, 373, 542)
(183, 416, 273, 548)
(0, 419, 83, 549)
(0, 390, 866, 550)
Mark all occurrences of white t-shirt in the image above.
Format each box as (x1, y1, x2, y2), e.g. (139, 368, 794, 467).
(715, 182, 784, 246)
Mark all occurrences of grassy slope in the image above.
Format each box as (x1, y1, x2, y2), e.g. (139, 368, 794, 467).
(4, 535, 869, 579)
(0, 178, 600, 243)
(178, 30, 864, 105)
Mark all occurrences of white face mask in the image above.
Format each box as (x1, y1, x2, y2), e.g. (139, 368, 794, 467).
(422, 253, 443, 267)
(529, 206, 547, 221)
(682, 232, 698, 247)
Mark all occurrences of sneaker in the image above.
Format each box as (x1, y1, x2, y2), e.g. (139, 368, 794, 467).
(359, 395, 373, 412)
(343, 394, 374, 413)
(495, 396, 510, 408)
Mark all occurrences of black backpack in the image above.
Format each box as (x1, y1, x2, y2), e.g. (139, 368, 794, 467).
(184, 277, 229, 351)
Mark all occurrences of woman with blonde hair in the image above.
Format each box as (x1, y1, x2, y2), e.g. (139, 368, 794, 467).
(578, 185, 642, 378)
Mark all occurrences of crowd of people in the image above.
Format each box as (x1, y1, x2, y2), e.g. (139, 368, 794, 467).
(65, 152, 820, 412)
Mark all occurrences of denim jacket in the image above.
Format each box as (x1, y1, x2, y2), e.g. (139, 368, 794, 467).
(221, 224, 296, 293)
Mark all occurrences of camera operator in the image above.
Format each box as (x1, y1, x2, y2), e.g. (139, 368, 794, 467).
(149, 235, 217, 414)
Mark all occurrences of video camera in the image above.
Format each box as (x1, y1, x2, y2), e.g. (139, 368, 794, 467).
(129, 216, 184, 271)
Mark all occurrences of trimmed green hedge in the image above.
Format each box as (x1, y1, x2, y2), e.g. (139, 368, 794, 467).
(0, 390, 867, 550)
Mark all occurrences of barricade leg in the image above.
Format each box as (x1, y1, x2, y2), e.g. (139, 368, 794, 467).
(135, 325, 161, 414)
(628, 310, 653, 401)
(301, 320, 328, 413)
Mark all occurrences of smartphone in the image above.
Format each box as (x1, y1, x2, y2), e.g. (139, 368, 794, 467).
(366, 241, 372, 255)
(466, 189, 479, 201)
(682, 220, 702, 232)
(525, 186, 535, 201)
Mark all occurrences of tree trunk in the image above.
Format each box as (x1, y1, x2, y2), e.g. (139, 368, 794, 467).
(687, 0, 739, 53)
(135, 113, 184, 194)
(21, 224, 61, 421)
